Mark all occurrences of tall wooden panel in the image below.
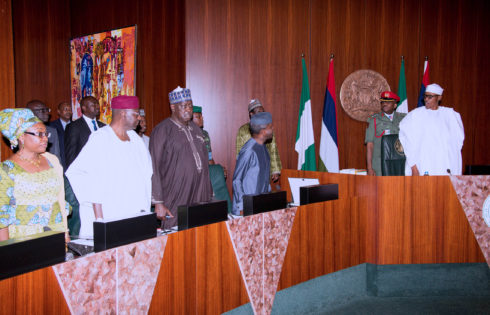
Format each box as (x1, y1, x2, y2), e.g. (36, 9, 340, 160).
(70, 0, 185, 135)
(310, 0, 367, 171)
(12, 0, 71, 111)
(0, 0, 16, 160)
(186, 0, 489, 180)
(419, 0, 485, 172)
(186, 0, 309, 187)
(7, 0, 490, 168)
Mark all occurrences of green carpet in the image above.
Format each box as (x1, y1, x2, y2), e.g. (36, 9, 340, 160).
(224, 263, 490, 314)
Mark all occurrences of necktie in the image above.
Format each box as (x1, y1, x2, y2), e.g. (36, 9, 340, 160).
(92, 120, 98, 131)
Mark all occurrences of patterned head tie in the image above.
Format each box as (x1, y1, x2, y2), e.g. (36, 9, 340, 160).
(0, 108, 41, 148)
(169, 86, 192, 104)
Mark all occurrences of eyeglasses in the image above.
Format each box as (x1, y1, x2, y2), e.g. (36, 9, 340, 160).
(423, 94, 438, 99)
(24, 131, 51, 138)
(32, 108, 51, 113)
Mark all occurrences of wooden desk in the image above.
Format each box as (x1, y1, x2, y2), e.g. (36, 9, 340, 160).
(0, 171, 486, 314)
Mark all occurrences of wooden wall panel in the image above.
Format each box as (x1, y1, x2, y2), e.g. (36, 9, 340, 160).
(69, 0, 185, 136)
(8, 0, 489, 169)
(186, 0, 309, 192)
(419, 0, 486, 172)
(11, 0, 184, 137)
(472, 0, 490, 165)
(12, 0, 71, 111)
(310, 0, 367, 171)
(0, 0, 15, 160)
(187, 0, 489, 181)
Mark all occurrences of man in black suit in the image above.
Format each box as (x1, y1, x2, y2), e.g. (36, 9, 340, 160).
(65, 96, 105, 169)
(49, 101, 72, 169)
(26, 100, 62, 163)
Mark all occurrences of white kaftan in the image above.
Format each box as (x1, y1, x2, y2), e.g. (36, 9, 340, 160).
(399, 106, 464, 176)
(66, 126, 153, 238)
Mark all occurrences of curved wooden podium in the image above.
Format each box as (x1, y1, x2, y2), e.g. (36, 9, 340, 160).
(0, 171, 487, 314)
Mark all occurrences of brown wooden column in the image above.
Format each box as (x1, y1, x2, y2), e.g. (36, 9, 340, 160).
(0, 0, 16, 160)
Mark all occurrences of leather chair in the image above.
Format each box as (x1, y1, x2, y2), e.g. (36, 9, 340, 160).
(209, 164, 232, 213)
(381, 134, 405, 176)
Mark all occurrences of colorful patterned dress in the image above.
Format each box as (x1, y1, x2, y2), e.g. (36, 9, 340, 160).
(0, 159, 65, 239)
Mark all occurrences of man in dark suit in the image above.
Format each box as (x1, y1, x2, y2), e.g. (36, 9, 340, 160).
(65, 96, 105, 169)
(49, 101, 72, 169)
(26, 100, 62, 163)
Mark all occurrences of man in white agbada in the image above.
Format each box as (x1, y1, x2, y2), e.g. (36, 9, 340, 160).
(66, 96, 152, 238)
(399, 83, 464, 176)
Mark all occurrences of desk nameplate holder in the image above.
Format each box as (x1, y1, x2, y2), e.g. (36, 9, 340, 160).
(94, 212, 157, 252)
(0, 231, 65, 280)
(300, 184, 339, 205)
(178, 200, 228, 231)
(243, 191, 288, 216)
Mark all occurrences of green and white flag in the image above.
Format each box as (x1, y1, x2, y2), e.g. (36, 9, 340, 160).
(295, 58, 317, 171)
(396, 58, 408, 113)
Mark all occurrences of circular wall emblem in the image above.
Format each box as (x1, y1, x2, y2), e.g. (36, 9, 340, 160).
(340, 70, 391, 122)
(483, 195, 490, 228)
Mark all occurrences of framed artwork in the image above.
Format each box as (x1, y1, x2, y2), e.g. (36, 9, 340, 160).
(70, 25, 136, 124)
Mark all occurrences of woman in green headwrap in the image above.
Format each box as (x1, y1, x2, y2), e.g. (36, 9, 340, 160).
(0, 108, 68, 241)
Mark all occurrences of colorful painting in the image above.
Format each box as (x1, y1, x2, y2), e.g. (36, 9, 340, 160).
(70, 26, 136, 124)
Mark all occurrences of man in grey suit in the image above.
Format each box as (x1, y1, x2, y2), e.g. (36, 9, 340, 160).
(26, 100, 61, 163)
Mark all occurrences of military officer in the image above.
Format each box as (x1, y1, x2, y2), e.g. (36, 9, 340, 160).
(365, 91, 406, 176)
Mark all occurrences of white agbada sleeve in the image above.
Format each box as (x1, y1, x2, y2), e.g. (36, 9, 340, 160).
(399, 109, 423, 175)
(66, 130, 108, 206)
(444, 108, 465, 175)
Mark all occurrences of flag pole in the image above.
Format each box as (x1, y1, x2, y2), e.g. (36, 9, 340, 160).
(318, 52, 339, 172)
